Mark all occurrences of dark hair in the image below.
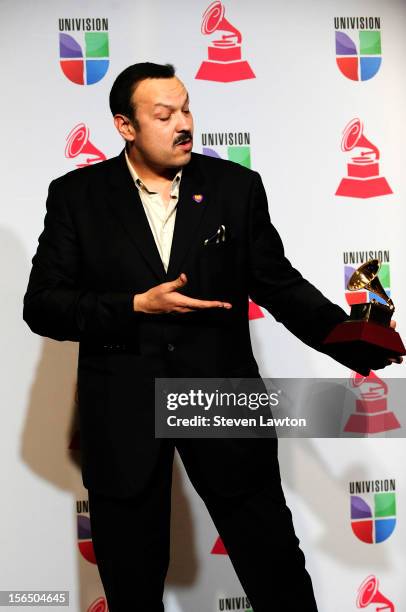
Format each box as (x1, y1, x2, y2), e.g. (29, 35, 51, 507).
(109, 62, 176, 122)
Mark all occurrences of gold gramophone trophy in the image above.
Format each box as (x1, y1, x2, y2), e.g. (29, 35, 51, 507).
(324, 259, 405, 374)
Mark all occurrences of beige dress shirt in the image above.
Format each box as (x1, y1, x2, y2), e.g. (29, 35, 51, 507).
(125, 151, 182, 272)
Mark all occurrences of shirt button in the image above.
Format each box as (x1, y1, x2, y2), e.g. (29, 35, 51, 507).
(167, 343, 175, 352)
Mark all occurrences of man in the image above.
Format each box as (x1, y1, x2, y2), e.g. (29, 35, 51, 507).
(23, 63, 401, 611)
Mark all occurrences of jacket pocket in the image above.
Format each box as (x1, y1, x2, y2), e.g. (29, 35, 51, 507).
(200, 239, 235, 296)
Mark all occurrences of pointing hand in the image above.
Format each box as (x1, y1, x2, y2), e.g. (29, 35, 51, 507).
(133, 273, 232, 314)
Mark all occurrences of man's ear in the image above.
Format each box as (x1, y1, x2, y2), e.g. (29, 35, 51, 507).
(114, 114, 136, 143)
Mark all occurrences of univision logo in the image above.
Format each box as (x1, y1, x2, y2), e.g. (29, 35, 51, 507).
(350, 479, 396, 543)
(77, 499, 97, 563)
(343, 250, 390, 307)
(59, 18, 109, 85)
(335, 16, 382, 81)
(202, 131, 251, 168)
(217, 596, 252, 611)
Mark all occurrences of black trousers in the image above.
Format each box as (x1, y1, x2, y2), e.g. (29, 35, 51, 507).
(88, 438, 318, 612)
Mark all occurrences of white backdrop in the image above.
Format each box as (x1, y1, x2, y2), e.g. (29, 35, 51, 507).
(1, 0, 405, 610)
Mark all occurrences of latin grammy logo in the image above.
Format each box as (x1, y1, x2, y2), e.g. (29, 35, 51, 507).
(195, 1, 255, 82)
(211, 535, 227, 554)
(248, 298, 264, 320)
(65, 123, 106, 168)
(87, 597, 108, 612)
(336, 118, 392, 199)
(356, 575, 394, 611)
(345, 371, 400, 434)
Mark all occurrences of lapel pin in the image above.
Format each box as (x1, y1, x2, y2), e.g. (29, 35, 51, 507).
(193, 194, 204, 203)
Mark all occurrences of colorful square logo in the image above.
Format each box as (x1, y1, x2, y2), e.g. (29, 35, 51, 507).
(335, 30, 382, 81)
(59, 30, 109, 85)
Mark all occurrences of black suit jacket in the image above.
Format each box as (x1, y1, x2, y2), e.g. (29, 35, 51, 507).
(24, 150, 350, 496)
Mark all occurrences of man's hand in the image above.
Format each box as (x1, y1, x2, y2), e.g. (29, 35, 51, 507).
(133, 273, 232, 314)
(371, 320, 404, 371)
(387, 320, 403, 366)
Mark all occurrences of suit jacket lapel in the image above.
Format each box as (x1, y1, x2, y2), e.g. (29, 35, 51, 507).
(106, 150, 166, 282)
(166, 155, 209, 279)
(105, 150, 210, 282)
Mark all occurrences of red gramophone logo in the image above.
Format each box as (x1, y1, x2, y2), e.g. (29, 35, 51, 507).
(195, 1, 255, 82)
(87, 597, 108, 612)
(65, 123, 106, 168)
(336, 118, 392, 199)
(211, 535, 227, 554)
(345, 371, 400, 434)
(356, 575, 394, 611)
(248, 298, 264, 320)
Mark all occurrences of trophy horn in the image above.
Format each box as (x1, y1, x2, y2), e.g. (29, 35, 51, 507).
(201, 1, 242, 43)
(347, 259, 394, 310)
(341, 118, 380, 160)
(65, 123, 106, 167)
(356, 575, 394, 611)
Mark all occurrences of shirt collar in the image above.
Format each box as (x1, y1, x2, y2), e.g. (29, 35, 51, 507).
(125, 150, 182, 195)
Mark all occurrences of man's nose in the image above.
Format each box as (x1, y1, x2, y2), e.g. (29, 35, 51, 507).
(175, 111, 192, 132)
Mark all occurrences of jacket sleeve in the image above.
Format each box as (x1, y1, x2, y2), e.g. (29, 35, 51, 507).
(245, 172, 399, 374)
(247, 171, 349, 350)
(23, 179, 137, 342)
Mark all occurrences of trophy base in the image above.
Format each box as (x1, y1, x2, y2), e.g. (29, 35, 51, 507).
(335, 176, 392, 199)
(195, 60, 255, 82)
(325, 321, 405, 353)
(323, 321, 406, 375)
(344, 411, 401, 434)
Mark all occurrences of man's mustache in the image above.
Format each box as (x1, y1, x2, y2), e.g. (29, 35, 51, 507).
(174, 132, 193, 146)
